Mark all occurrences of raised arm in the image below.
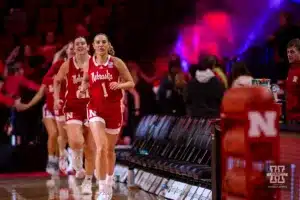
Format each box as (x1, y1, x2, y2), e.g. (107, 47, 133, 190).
(111, 57, 135, 90)
(52, 44, 68, 64)
(54, 61, 68, 108)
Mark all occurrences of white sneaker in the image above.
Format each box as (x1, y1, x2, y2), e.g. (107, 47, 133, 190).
(68, 175, 80, 196)
(81, 179, 92, 195)
(75, 169, 86, 179)
(97, 185, 113, 200)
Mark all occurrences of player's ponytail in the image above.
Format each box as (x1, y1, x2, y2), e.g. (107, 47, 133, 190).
(108, 43, 115, 56)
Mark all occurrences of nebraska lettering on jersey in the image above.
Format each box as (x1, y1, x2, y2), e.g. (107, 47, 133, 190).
(91, 70, 113, 82)
(72, 74, 83, 84)
(88, 55, 123, 102)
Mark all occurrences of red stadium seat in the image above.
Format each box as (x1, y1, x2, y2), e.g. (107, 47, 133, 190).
(62, 8, 83, 25)
(77, 0, 98, 7)
(37, 22, 57, 33)
(90, 6, 111, 32)
(53, 0, 73, 7)
(38, 8, 59, 22)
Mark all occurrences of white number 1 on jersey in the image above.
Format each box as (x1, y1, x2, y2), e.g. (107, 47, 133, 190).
(102, 83, 108, 97)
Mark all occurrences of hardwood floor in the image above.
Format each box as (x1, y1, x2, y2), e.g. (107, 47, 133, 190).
(0, 175, 157, 200)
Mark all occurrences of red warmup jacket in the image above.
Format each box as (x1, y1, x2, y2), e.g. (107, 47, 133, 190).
(286, 62, 300, 120)
(0, 92, 14, 107)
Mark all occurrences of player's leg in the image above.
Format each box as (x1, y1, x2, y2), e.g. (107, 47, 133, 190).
(43, 117, 59, 175)
(103, 107, 123, 198)
(56, 117, 69, 174)
(81, 125, 96, 194)
(65, 119, 85, 178)
(105, 132, 119, 187)
(88, 119, 108, 195)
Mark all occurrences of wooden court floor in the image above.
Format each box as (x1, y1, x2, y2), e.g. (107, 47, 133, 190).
(0, 175, 158, 200)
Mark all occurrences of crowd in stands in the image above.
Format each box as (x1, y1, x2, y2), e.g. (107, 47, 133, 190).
(0, 0, 299, 147)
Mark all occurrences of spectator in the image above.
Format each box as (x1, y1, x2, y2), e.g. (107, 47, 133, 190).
(185, 59, 225, 118)
(127, 61, 158, 116)
(285, 38, 300, 122)
(158, 57, 186, 116)
(3, 64, 40, 145)
(76, 14, 91, 38)
(229, 61, 253, 88)
(269, 12, 300, 80)
(201, 55, 228, 88)
(39, 31, 57, 64)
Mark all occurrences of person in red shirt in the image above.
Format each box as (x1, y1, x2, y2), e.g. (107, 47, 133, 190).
(2, 65, 40, 98)
(0, 76, 20, 107)
(286, 38, 300, 121)
(81, 33, 134, 199)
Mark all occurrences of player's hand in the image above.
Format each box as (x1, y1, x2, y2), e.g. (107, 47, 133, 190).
(14, 98, 26, 111)
(54, 98, 63, 110)
(15, 102, 29, 111)
(109, 82, 120, 90)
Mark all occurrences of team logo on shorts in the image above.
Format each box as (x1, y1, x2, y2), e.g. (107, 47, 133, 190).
(65, 112, 73, 120)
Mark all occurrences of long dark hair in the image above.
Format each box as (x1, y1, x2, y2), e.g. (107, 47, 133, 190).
(229, 61, 251, 86)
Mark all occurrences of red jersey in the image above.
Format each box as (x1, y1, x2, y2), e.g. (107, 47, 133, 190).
(44, 59, 66, 104)
(286, 63, 300, 120)
(42, 77, 54, 112)
(65, 57, 89, 108)
(88, 55, 123, 108)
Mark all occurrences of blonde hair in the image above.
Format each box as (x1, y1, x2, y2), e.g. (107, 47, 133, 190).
(94, 33, 115, 56)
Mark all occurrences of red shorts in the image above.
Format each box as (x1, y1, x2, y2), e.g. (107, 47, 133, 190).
(43, 104, 55, 119)
(64, 103, 88, 126)
(87, 101, 123, 134)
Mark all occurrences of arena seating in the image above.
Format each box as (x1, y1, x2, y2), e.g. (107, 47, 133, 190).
(115, 115, 214, 199)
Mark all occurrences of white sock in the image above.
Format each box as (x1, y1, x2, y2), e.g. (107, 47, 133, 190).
(72, 149, 83, 171)
(106, 175, 114, 186)
(49, 155, 55, 162)
(98, 180, 106, 191)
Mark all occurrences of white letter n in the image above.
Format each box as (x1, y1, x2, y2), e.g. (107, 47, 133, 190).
(248, 111, 277, 137)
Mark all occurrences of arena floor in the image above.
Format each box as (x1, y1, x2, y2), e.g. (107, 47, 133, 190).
(0, 173, 157, 200)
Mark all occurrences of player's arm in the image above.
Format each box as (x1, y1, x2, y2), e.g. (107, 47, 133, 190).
(113, 57, 135, 90)
(16, 85, 46, 111)
(128, 88, 140, 116)
(54, 61, 69, 102)
(52, 44, 68, 64)
(80, 63, 89, 92)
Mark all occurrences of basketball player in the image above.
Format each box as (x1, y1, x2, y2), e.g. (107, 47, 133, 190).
(44, 42, 75, 173)
(80, 33, 134, 199)
(16, 43, 75, 174)
(54, 37, 95, 194)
